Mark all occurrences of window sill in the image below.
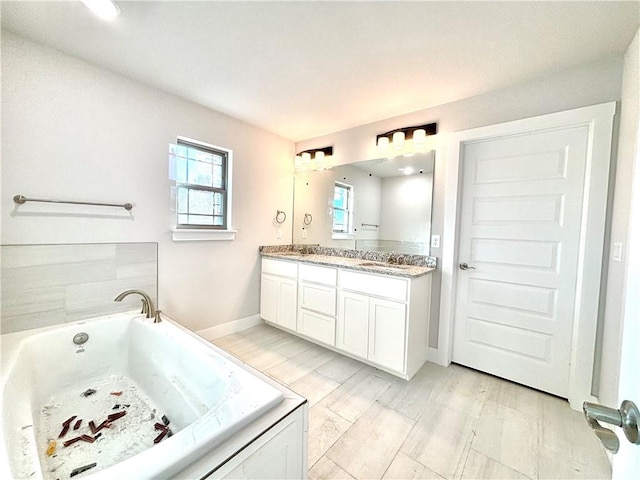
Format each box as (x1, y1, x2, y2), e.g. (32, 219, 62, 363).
(332, 233, 355, 240)
(171, 228, 237, 242)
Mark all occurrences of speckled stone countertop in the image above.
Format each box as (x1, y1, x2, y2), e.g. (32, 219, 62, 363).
(260, 245, 436, 278)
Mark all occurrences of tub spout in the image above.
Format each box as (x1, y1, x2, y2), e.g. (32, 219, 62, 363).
(114, 289, 158, 320)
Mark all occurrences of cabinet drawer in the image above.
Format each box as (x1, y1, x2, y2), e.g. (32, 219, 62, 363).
(299, 264, 337, 286)
(297, 309, 335, 346)
(299, 282, 336, 316)
(262, 258, 298, 278)
(339, 270, 408, 301)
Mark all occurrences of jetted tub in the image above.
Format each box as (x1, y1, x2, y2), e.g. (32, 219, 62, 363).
(0, 312, 284, 479)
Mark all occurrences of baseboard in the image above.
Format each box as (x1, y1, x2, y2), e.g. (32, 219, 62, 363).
(196, 314, 263, 341)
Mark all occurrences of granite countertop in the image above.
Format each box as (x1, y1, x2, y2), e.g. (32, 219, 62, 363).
(260, 250, 435, 278)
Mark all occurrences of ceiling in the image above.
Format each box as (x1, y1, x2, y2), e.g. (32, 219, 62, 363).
(2, 1, 638, 142)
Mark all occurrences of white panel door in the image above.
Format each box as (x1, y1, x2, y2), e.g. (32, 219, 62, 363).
(453, 126, 589, 397)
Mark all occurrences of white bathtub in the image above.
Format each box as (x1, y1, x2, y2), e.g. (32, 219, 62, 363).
(0, 312, 284, 479)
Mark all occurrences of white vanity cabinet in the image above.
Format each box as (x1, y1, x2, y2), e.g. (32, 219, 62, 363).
(338, 271, 412, 374)
(260, 258, 298, 331)
(297, 264, 337, 345)
(260, 256, 432, 380)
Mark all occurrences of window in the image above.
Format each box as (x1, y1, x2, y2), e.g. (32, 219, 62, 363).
(169, 137, 235, 241)
(333, 182, 353, 234)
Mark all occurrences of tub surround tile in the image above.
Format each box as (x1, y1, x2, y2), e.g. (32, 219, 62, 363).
(0, 286, 65, 316)
(115, 243, 158, 265)
(326, 401, 415, 480)
(1, 243, 116, 268)
(1, 243, 158, 334)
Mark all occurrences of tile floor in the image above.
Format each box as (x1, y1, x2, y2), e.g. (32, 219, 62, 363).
(212, 324, 611, 480)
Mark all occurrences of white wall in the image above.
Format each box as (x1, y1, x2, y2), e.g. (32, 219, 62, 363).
(296, 56, 623, 348)
(1, 32, 295, 332)
(598, 28, 640, 406)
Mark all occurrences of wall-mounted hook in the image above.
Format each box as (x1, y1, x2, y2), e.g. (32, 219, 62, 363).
(303, 213, 313, 226)
(275, 210, 287, 224)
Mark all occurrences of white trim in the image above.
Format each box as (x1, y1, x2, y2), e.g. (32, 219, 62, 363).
(171, 228, 237, 242)
(438, 102, 616, 409)
(196, 314, 263, 341)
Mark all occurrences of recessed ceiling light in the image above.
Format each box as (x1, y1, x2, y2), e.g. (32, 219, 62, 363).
(81, 0, 120, 21)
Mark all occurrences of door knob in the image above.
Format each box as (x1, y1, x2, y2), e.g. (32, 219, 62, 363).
(459, 262, 476, 270)
(583, 400, 640, 453)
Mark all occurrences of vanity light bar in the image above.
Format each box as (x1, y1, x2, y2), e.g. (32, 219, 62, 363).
(375, 122, 437, 143)
(296, 146, 334, 157)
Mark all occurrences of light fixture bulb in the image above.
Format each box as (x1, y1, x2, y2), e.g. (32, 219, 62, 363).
(301, 152, 311, 164)
(314, 151, 325, 169)
(412, 129, 426, 148)
(377, 136, 390, 152)
(392, 131, 405, 150)
(81, 0, 121, 21)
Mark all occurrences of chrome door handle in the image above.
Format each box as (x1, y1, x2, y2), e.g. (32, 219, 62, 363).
(459, 262, 476, 270)
(583, 400, 640, 453)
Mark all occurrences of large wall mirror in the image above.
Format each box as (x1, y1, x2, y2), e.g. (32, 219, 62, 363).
(293, 151, 435, 255)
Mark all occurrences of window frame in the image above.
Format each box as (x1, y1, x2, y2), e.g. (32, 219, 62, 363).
(332, 181, 354, 236)
(170, 136, 235, 242)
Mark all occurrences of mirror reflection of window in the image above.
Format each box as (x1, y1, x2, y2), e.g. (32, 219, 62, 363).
(333, 182, 353, 233)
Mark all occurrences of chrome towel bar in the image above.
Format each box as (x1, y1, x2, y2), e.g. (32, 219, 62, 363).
(13, 194, 133, 211)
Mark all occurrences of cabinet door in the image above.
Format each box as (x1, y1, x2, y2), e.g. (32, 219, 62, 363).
(368, 298, 407, 373)
(260, 274, 279, 323)
(336, 291, 369, 359)
(278, 278, 298, 331)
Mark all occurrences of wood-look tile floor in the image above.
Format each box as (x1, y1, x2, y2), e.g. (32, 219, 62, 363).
(212, 324, 611, 480)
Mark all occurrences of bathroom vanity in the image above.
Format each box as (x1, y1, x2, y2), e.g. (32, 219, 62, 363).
(260, 247, 435, 380)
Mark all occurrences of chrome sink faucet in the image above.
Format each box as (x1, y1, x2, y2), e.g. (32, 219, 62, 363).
(114, 289, 161, 323)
